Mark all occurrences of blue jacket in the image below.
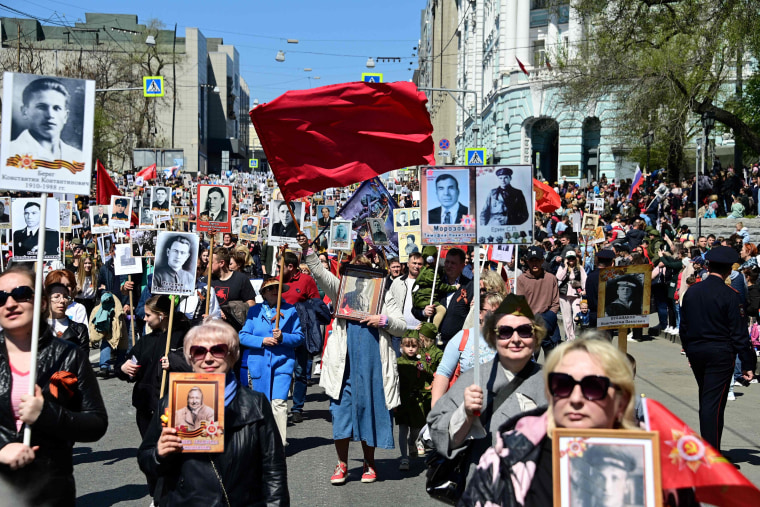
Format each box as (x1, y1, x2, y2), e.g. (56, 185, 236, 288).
(239, 302, 304, 401)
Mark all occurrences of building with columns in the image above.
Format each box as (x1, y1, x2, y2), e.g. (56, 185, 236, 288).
(417, 0, 635, 184)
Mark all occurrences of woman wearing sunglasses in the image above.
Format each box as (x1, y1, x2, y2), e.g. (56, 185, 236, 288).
(138, 320, 289, 505)
(460, 338, 637, 506)
(0, 266, 107, 506)
(428, 294, 547, 488)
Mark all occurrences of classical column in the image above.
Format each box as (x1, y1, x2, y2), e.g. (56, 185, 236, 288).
(515, 0, 531, 65)
(503, 0, 517, 70)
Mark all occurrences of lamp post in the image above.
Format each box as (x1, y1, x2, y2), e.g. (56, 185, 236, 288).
(697, 111, 716, 236)
(643, 130, 654, 174)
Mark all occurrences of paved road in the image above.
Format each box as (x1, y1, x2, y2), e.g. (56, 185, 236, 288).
(73, 336, 760, 506)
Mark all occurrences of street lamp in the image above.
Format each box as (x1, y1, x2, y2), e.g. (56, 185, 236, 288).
(366, 57, 375, 68)
(697, 111, 716, 236)
(642, 130, 654, 173)
(275, 50, 285, 62)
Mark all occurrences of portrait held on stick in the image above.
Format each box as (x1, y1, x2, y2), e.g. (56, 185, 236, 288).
(327, 218, 352, 252)
(421, 167, 476, 245)
(597, 264, 652, 329)
(196, 184, 233, 233)
(11, 197, 61, 261)
(151, 231, 199, 296)
(109, 196, 132, 229)
(475, 165, 533, 245)
(267, 199, 304, 248)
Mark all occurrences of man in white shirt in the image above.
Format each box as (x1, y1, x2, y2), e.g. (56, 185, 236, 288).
(428, 173, 468, 225)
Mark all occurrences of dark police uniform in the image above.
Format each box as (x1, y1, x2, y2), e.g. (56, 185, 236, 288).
(679, 246, 757, 451)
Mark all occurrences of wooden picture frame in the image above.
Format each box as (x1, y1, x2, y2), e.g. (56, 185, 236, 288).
(553, 428, 662, 507)
(335, 265, 387, 322)
(597, 264, 653, 330)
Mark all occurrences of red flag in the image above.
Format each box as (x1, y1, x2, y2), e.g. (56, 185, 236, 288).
(533, 178, 561, 213)
(96, 160, 121, 205)
(545, 57, 553, 71)
(644, 398, 760, 507)
(135, 163, 157, 184)
(516, 57, 530, 76)
(250, 81, 435, 202)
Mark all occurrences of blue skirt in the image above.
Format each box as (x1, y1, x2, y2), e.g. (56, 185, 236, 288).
(329, 322, 395, 449)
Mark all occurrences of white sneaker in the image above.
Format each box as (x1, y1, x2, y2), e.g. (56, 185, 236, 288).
(727, 392, 736, 401)
(733, 380, 744, 386)
(750, 378, 758, 384)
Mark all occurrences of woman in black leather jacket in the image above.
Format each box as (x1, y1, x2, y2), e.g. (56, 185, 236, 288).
(0, 265, 108, 506)
(46, 282, 89, 353)
(138, 320, 289, 506)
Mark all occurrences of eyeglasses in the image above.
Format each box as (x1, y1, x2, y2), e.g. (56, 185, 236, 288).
(494, 324, 534, 340)
(50, 293, 71, 302)
(548, 372, 615, 401)
(189, 343, 229, 361)
(0, 286, 34, 307)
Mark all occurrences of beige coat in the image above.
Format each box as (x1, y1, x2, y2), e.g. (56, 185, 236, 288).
(89, 296, 127, 350)
(305, 251, 407, 409)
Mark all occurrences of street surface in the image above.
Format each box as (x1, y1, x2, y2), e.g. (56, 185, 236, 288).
(74, 336, 760, 506)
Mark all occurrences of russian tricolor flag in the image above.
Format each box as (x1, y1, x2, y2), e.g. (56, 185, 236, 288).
(628, 165, 643, 199)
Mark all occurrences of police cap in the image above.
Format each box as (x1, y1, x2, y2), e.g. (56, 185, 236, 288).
(704, 246, 739, 265)
(596, 249, 615, 260)
(584, 445, 636, 472)
(496, 167, 514, 177)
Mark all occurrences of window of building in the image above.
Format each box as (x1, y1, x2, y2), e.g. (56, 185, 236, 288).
(533, 40, 546, 67)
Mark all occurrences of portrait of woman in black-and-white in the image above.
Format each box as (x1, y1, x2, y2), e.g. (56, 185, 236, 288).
(604, 274, 644, 317)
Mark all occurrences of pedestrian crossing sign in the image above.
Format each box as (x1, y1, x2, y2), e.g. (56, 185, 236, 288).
(466, 148, 487, 166)
(361, 73, 383, 83)
(143, 76, 164, 97)
(249, 159, 259, 169)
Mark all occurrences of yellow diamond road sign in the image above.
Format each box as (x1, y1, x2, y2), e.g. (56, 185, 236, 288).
(143, 76, 164, 97)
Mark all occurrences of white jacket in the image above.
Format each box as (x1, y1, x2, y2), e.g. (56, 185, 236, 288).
(305, 251, 406, 409)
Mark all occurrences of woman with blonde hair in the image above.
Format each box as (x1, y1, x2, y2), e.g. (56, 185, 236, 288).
(461, 338, 638, 506)
(75, 255, 99, 317)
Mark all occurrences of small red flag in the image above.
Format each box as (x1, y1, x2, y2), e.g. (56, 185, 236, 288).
(545, 57, 553, 71)
(644, 398, 760, 507)
(516, 57, 530, 76)
(96, 160, 121, 205)
(135, 163, 157, 185)
(250, 81, 435, 202)
(533, 178, 561, 213)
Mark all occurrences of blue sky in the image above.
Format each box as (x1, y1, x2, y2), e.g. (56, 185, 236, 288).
(12, 0, 424, 103)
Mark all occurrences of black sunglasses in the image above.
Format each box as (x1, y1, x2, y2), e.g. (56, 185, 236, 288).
(548, 372, 614, 401)
(494, 324, 534, 340)
(0, 286, 34, 307)
(189, 344, 229, 361)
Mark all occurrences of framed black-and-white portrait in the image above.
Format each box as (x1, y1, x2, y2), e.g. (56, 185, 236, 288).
(136, 198, 155, 229)
(114, 242, 142, 276)
(11, 197, 61, 261)
(394, 207, 420, 231)
(475, 165, 533, 245)
(130, 229, 157, 258)
(150, 186, 171, 214)
(0, 72, 95, 195)
(231, 215, 242, 235)
(336, 265, 387, 322)
(598, 264, 653, 329)
(594, 197, 605, 213)
(553, 429, 662, 507)
(367, 217, 389, 245)
(59, 200, 73, 233)
(420, 167, 476, 245)
(109, 195, 132, 229)
(328, 219, 352, 252)
(89, 204, 111, 234)
(97, 234, 115, 263)
(267, 200, 304, 248)
(196, 184, 232, 233)
(151, 231, 199, 296)
(0, 197, 11, 230)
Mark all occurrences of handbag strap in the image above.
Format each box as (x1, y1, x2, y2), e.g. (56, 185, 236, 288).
(209, 457, 231, 507)
(480, 362, 530, 431)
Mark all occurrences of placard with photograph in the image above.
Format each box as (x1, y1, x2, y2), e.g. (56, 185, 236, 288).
(89, 204, 111, 234)
(136, 198, 155, 229)
(130, 229, 157, 257)
(367, 217, 389, 245)
(0, 72, 95, 194)
(328, 219, 352, 252)
(552, 429, 662, 507)
(109, 196, 132, 229)
(114, 242, 142, 276)
(231, 215, 242, 235)
(168, 372, 225, 453)
(397, 231, 421, 263)
(239, 214, 259, 241)
(315, 204, 336, 229)
(597, 264, 653, 329)
(59, 200, 73, 233)
(267, 200, 304, 248)
(71, 208, 82, 229)
(335, 266, 387, 322)
(11, 197, 61, 261)
(196, 184, 232, 233)
(150, 186, 171, 214)
(421, 167, 476, 245)
(475, 165, 533, 245)
(490, 244, 515, 263)
(0, 197, 11, 230)
(151, 231, 199, 296)
(594, 197, 605, 212)
(97, 234, 115, 263)
(394, 207, 421, 231)
(581, 213, 600, 235)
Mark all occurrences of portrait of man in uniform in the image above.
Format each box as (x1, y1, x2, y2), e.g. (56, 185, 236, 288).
(427, 173, 469, 225)
(151, 187, 170, 211)
(340, 277, 373, 314)
(368, 218, 388, 244)
(12, 199, 60, 260)
(571, 444, 640, 507)
(152, 233, 198, 295)
(110, 197, 131, 225)
(479, 167, 529, 226)
(270, 201, 300, 238)
(604, 275, 643, 317)
(241, 216, 256, 235)
(6, 77, 84, 164)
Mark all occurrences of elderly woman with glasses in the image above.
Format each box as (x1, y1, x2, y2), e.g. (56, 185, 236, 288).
(0, 266, 107, 507)
(138, 320, 289, 506)
(428, 294, 547, 487)
(460, 338, 639, 506)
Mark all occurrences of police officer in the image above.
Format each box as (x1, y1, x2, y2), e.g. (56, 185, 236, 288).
(679, 246, 756, 452)
(584, 249, 615, 328)
(479, 167, 529, 226)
